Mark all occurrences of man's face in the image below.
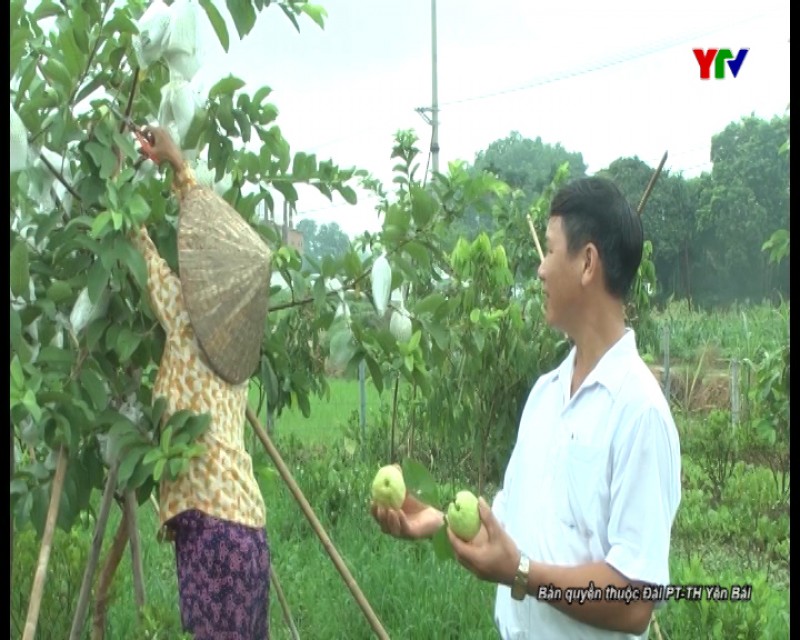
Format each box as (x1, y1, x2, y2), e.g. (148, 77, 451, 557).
(537, 216, 585, 332)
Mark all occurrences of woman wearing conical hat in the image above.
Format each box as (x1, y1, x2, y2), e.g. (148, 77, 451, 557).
(130, 124, 272, 639)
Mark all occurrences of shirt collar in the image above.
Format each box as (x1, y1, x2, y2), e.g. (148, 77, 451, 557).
(553, 328, 638, 399)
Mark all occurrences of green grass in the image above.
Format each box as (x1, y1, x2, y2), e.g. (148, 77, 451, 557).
(248, 376, 387, 446)
(11, 302, 790, 638)
(648, 300, 789, 363)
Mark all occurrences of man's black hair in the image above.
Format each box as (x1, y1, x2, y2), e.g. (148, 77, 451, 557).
(549, 176, 644, 299)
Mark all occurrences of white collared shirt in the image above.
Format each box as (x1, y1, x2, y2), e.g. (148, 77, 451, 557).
(492, 329, 682, 639)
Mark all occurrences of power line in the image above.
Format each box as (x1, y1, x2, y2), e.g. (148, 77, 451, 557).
(439, 8, 783, 108)
(300, 8, 782, 156)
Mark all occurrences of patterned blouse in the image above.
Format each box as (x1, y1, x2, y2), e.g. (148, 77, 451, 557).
(130, 225, 266, 534)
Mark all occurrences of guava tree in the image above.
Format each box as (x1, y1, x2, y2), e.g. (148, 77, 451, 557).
(8, 0, 546, 635)
(9, 0, 371, 635)
(10, 1, 659, 635)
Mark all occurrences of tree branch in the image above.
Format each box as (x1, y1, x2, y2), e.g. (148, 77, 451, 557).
(36, 152, 82, 203)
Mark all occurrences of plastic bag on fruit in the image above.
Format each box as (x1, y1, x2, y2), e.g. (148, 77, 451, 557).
(132, 0, 172, 70)
(10, 103, 28, 174)
(158, 79, 201, 147)
(371, 252, 392, 316)
(390, 302, 413, 343)
(70, 286, 112, 335)
(192, 156, 233, 197)
(163, 0, 200, 81)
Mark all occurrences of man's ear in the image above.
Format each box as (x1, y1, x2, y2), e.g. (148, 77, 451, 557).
(580, 243, 601, 286)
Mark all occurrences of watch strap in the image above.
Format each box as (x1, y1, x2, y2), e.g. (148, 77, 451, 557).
(511, 554, 530, 600)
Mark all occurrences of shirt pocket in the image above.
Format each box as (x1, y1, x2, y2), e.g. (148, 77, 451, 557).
(556, 442, 606, 540)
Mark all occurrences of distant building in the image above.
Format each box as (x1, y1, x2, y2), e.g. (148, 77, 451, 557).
(283, 226, 304, 254)
(258, 200, 304, 255)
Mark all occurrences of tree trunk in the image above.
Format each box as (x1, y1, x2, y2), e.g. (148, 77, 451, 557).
(69, 461, 119, 640)
(124, 491, 146, 617)
(92, 507, 130, 640)
(683, 243, 693, 310)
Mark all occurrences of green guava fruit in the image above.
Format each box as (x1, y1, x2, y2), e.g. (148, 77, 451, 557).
(447, 490, 480, 541)
(371, 464, 406, 509)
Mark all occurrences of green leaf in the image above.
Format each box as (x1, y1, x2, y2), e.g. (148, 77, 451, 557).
(273, 180, 298, 204)
(168, 458, 184, 480)
(10, 308, 33, 364)
(165, 410, 195, 434)
(431, 524, 454, 561)
(339, 185, 357, 205)
(225, 0, 257, 39)
(233, 108, 252, 143)
(10, 355, 25, 390)
(126, 194, 150, 225)
(46, 280, 73, 303)
(42, 58, 72, 96)
(200, 0, 230, 52)
(33, 0, 63, 20)
(91, 211, 112, 238)
(87, 261, 108, 303)
(403, 241, 430, 268)
(116, 327, 141, 363)
(300, 3, 327, 28)
(410, 185, 437, 226)
(10, 241, 30, 298)
(365, 356, 384, 394)
(209, 75, 246, 99)
(414, 293, 446, 316)
(142, 448, 163, 467)
(153, 458, 166, 482)
(80, 369, 108, 412)
(402, 458, 439, 506)
(30, 485, 50, 539)
(117, 239, 147, 290)
(217, 101, 237, 136)
(251, 86, 272, 109)
(161, 425, 173, 453)
(117, 450, 142, 489)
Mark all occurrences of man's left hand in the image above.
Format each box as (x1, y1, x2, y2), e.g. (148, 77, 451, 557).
(447, 497, 521, 587)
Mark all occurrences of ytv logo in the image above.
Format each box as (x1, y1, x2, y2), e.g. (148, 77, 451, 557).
(693, 48, 749, 79)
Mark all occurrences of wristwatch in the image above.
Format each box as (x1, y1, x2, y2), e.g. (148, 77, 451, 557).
(511, 553, 530, 601)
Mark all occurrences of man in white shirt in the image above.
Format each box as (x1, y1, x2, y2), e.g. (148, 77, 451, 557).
(371, 176, 682, 639)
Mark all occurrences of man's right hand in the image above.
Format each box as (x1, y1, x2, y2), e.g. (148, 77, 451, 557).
(370, 493, 445, 541)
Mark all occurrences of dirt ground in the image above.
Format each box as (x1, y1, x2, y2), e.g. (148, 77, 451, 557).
(648, 363, 735, 413)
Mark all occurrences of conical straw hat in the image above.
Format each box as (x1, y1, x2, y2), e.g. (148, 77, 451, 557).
(177, 184, 272, 385)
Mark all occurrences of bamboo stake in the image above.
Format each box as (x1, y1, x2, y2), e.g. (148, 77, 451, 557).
(69, 461, 120, 640)
(92, 508, 129, 640)
(245, 408, 390, 640)
(124, 491, 146, 615)
(637, 151, 669, 640)
(11, 412, 15, 612)
(270, 565, 301, 640)
(637, 151, 668, 216)
(22, 445, 69, 640)
(525, 213, 545, 262)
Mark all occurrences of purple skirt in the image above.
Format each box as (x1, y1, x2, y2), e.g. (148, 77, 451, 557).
(169, 510, 270, 639)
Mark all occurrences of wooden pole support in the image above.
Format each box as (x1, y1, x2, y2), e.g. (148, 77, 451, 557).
(270, 565, 300, 640)
(69, 461, 120, 640)
(637, 151, 668, 216)
(245, 407, 390, 640)
(22, 445, 69, 640)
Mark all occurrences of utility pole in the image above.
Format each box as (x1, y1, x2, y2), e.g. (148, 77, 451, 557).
(416, 0, 439, 176)
(430, 0, 439, 174)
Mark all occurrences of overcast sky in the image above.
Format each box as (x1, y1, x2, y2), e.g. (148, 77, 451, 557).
(192, 0, 789, 237)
